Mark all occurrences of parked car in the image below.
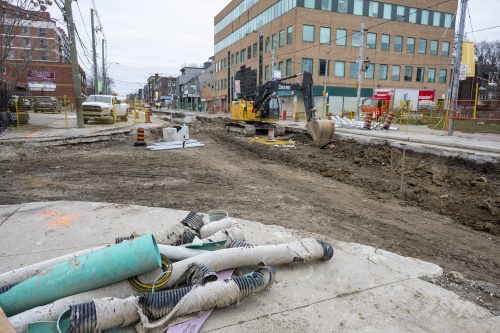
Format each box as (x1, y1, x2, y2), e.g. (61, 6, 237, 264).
(34, 96, 63, 113)
(83, 95, 129, 124)
(10, 95, 31, 111)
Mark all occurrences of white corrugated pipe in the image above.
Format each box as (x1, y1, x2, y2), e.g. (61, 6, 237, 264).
(8, 238, 333, 332)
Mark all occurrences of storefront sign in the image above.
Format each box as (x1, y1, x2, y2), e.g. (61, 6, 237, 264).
(27, 70, 56, 91)
(418, 90, 435, 102)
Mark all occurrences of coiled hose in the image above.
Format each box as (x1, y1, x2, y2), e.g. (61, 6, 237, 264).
(228, 240, 253, 248)
(180, 211, 205, 232)
(128, 254, 172, 292)
(186, 264, 218, 286)
(139, 286, 192, 320)
(67, 301, 97, 333)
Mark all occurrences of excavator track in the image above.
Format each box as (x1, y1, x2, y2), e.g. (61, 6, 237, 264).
(225, 121, 256, 136)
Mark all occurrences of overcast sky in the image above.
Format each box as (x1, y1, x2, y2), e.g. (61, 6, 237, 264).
(48, 0, 499, 96)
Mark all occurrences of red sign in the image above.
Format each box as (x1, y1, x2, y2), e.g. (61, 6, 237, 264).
(374, 90, 393, 101)
(220, 95, 227, 100)
(27, 70, 55, 83)
(418, 90, 435, 102)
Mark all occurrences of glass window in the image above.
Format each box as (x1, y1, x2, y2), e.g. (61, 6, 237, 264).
(392, 65, 400, 81)
(404, 66, 413, 81)
(352, 30, 361, 47)
(247, 46, 251, 59)
(265, 65, 269, 80)
(383, 3, 392, 19)
(367, 32, 377, 49)
(321, 0, 332, 11)
(320, 27, 331, 44)
(23, 26, 29, 34)
(23, 37, 30, 47)
(286, 59, 292, 76)
(381, 34, 390, 51)
(303, 25, 315, 43)
(338, 0, 348, 13)
(428, 68, 436, 83)
(302, 58, 313, 73)
(41, 51, 48, 61)
(253, 43, 257, 58)
(421, 10, 429, 25)
(430, 40, 438, 56)
(236, 52, 239, 64)
(433, 12, 441, 27)
(396, 5, 405, 21)
(364, 64, 374, 79)
(319, 59, 328, 76)
(272, 34, 277, 49)
(416, 67, 424, 82)
(279, 30, 285, 47)
(336, 29, 347, 46)
(353, 0, 364, 15)
(349, 62, 359, 78)
(278, 61, 284, 76)
(409, 8, 417, 23)
(444, 13, 453, 28)
(335, 61, 345, 77)
(379, 64, 388, 80)
(304, 0, 315, 9)
(439, 69, 447, 83)
(241, 49, 246, 62)
(368, 1, 379, 17)
(287, 26, 293, 44)
(231, 54, 235, 66)
(407, 37, 415, 53)
(442, 41, 450, 56)
(265, 37, 270, 52)
(394, 35, 403, 52)
(39, 28, 47, 37)
(419, 39, 427, 54)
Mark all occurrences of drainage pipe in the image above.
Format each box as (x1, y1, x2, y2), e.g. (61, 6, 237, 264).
(0, 235, 161, 317)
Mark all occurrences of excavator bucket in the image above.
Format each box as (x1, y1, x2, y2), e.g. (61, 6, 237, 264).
(306, 119, 335, 148)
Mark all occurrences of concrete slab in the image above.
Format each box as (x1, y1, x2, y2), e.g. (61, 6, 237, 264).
(0, 201, 497, 332)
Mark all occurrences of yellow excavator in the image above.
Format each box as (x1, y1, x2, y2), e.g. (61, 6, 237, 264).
(226, 71, 335, 148)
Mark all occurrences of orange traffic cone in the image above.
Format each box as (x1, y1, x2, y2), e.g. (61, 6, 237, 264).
(134, 128, 146, 146)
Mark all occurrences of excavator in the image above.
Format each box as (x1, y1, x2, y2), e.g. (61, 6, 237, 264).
(226, 71, 335, 148)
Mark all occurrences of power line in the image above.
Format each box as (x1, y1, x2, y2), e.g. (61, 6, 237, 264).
(466, 3, 475, 42)
(74, 0, 92, 46)
(467, 25, 500, 33)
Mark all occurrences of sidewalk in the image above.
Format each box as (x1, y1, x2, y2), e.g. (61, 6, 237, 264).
(158, 109, 500, 163)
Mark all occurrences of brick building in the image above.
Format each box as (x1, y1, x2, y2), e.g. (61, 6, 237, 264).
(213, 0, 457, 114)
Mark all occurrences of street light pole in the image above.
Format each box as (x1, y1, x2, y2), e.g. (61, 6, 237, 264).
(102, 39, 106, 94)
(90, 9, 98, 95)
(355, 22, 365, 121)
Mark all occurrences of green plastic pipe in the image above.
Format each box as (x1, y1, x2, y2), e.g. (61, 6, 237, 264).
(0, 235, 161, 317)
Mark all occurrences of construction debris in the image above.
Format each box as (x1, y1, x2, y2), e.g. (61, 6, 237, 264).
(146, 139, 205, 151)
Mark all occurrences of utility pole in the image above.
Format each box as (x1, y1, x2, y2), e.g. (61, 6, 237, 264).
(258, 33, 263, 86)
(448, 0, 468, 136)
(102, 39, 106, 95)
(64, 0, 83, 128)
(355, 22, 365, 121)
(91, 9, 98, 95)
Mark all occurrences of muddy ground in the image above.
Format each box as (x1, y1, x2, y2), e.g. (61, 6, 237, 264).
(0, 119, 499, 313)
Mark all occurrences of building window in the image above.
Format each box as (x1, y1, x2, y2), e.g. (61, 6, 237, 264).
(23, 26, 29, 35)
(404, 66, 413, 81)
(367, 32, 377, 49)
(231, 54, 235, 66)
(352, 30, 361, 47)
(444, 13, 453, 28)
(40, 38, 48, 49)
(41, 51, 49, 61)
(407, 37, 415, 53)
(253, 43, 257, 58)
(302, 58, 313, 73)
(335, 61, 345, 77)
(368, 1, 379, 17)
(439, 69, 447, 83)
(336, 29, 347, 46)
(349, 62, 359, 78)
(353, 0, 364, 15)
(396, 5, 405, 22)
(321, 0, 332, 11)
(24, 37, 30, 47)
(272, 34, 277, 49)
(241, 49, 246, 62)
(416, 67, 424, 82)
(286, 59, 292, 76)
(279, 30, 285, 47)
(265, 37, 270, 52)
(304, 0, 315, 9)
(421, 10, 429, 25)
(265, 65, 269, 80)
(364, 64, 374, 79)
(394, 35, 402, 52)
(338, 0, 348, 13)
(319, 59, 328, 76)
(419, 39, 427, 54)
(303, 25, 314, 43)
(39, 27, 47, 37)
(287, 26, 293, 44)
(320, 27, 331, 44)
(7, 50, 14, 59)
(430, 40, 438, 56)
(236, 52, 239, 64)
(442, 41, 450, 57)
(278, 61, 284, 76)
(409, 8, 417, 23)
(381, 34, 390, 51)
(383, 3, 392, 19)
(392, 65, 400, 81)
(379, 64, 388, 80)
(428, 68, 436, 83)
(433, 12, 441, 27)
(247, 46, 252, 59)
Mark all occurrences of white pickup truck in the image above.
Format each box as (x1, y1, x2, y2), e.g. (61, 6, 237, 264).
(83, 95, 129, 124)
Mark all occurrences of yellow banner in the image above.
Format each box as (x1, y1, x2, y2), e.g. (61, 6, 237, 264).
(462, 41, 475, 77)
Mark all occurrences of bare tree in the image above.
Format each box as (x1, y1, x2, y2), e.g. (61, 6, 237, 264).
(475, 40, 500, 68)
(0, 0, 51, 114)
